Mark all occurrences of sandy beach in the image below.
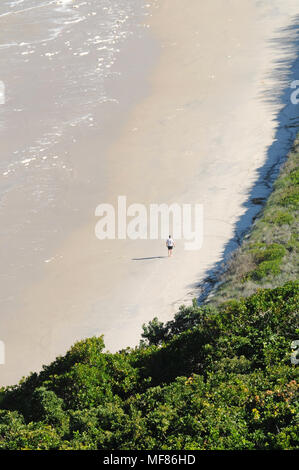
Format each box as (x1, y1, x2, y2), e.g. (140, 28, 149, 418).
(1, 0, 299, 386)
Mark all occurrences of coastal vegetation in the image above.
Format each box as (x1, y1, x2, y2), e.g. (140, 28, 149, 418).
(0, 136, 298, 450)
(0, 281, 297, 450)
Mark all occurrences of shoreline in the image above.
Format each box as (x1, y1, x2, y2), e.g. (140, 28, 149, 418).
(2, 0, 299, 386)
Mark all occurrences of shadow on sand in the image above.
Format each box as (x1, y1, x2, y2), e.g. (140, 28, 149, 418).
(132, 256, 167, 261)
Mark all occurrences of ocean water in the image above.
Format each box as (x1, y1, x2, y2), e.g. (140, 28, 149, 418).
(0, 0, 156, 271)
(0, 0, 152, 182)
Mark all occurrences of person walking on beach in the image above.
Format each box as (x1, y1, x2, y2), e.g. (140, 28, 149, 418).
(166, 235, 175, 257)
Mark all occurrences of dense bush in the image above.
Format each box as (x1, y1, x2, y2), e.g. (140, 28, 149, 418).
(0, 282, 298, 450)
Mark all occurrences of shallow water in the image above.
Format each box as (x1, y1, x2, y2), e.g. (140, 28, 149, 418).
(0, 0, 155, 294)
(0, 0, 150, 184)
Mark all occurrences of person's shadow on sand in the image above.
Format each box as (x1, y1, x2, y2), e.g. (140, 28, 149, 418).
(132, 256, 167, 261)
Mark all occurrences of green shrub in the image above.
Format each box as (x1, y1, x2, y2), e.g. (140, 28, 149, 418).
(244, 243, 286, 281)
(266, 210, 294, 226)
(0, 282, 297, 450)
(248, 243, 286, 263)
(250, 259, 281, 280)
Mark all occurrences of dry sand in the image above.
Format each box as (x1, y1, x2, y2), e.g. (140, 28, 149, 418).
(1, 0, 299, 385)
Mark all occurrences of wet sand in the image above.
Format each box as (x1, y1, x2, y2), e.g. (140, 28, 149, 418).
(1, 0, 299, 385)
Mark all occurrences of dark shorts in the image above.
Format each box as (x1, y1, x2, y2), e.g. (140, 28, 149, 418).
(168, 246, 173, 250)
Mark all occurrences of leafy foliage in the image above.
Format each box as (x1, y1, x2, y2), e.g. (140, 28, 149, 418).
(0, 282, 298, 450)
